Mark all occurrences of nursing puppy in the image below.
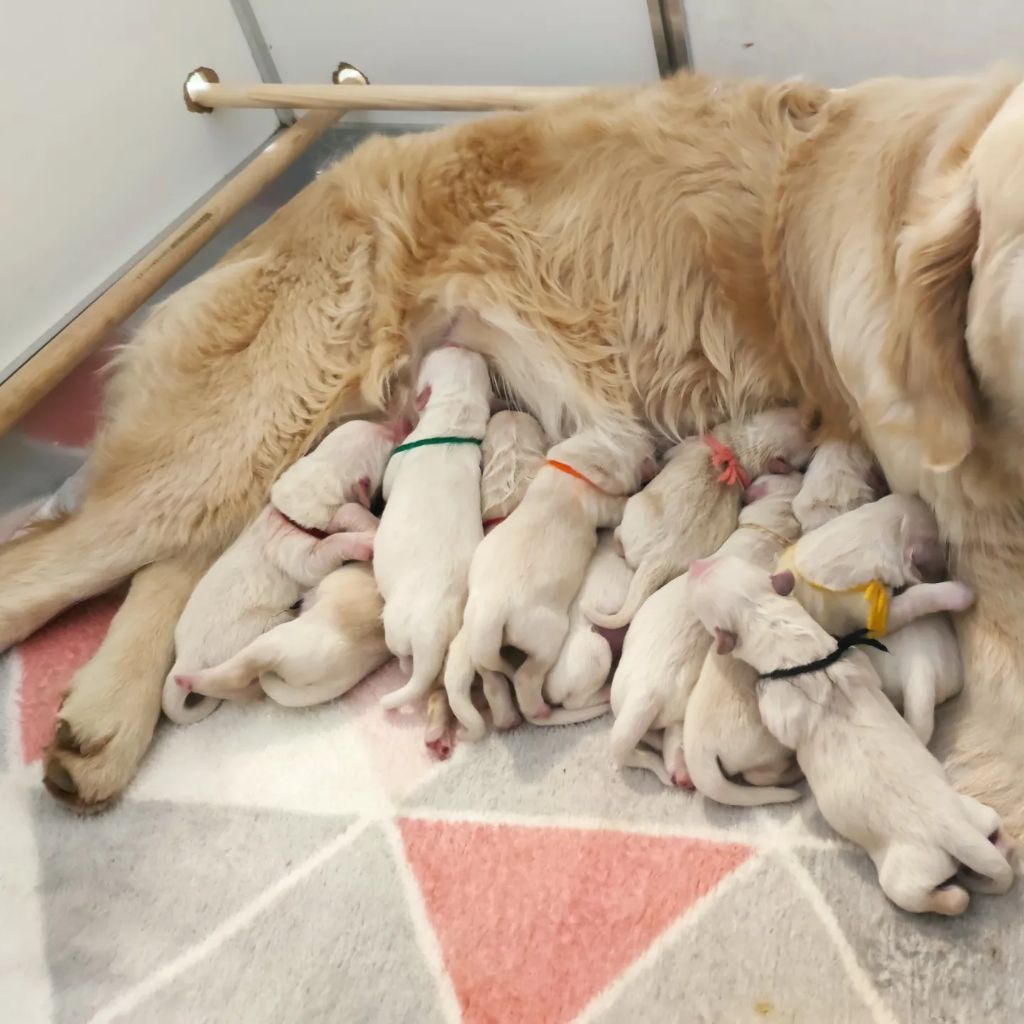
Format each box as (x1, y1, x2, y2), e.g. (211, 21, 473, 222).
(777, 494, 975, 637)
(610, 473, 800, 787)
(591, 408, 812, 629)
(174, 562, 389, 707)
(162, 420, 394, 725)
(462, 428, 648, 722)
(689, 556, 1014, 915)
(792, 439, 884, 532)
(445, 410, 547, 741)
(682, 475, 804, 805)
(541, 532, 633, 718)
(377, 346, 492, 710)
(865, 614, 963, 745)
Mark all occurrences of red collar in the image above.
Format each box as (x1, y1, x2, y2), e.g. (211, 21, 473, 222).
(482, 516, 506, 532)
(274, 508, 329, 540)
(703, 434, 751, 489)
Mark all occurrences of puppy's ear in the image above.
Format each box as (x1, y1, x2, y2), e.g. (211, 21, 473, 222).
(889, 167, 979, 472)
(415, 385, 432, 412)
(766, 457, 793, 475)
(771, 570, 796, 596)
(714, 627, 738, 655)
(355, 476, 372, 508)
(639, 456, 657, 484)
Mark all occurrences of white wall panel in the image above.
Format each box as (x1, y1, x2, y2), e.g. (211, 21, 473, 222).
(251, 0, 659, 124)
(685, 0, 1024, 86)
(0, 1, 277, 379)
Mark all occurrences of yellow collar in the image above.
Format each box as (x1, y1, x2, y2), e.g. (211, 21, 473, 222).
(781, 545, 890, 637)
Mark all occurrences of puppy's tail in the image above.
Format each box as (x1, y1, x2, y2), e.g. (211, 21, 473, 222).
(586, 557, 667, 630)
(688, 743, 801, 807)
(947, 830, 1015, 894)
(445, 629, 487, 741)
(380, 637, 446, 710)
(528, 702, 611, 726)
(901, 662, 937, 745)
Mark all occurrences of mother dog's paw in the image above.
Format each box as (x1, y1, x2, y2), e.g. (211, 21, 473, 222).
(41, 665, 160, 813)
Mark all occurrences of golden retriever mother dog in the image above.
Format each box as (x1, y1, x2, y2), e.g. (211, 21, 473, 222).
(3, 69, 1024, 832)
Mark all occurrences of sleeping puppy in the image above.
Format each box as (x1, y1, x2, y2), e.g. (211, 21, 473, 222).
(609, 473, 801, 787)
(162, 419, 394, 725)
(443, 410, 547, 743)
(681, 475, 804, 805)
(540, 531, 633, 719)
(864, 614, 963, 744)
(462, 427, 649, 722)
(792, 439, 884, 532)
(174, 560, 389, 707)
(591, 408, 812, 629)
(777, 494, 975, 637)
(688, 555, 1015, 916)
(377, 346, 492, 710)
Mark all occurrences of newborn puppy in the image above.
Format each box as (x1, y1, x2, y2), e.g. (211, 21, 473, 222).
(376, 346, 492, 710)
(175, 562, 389, 706)
(541, 532, 633, 718)
(463, 427, 650, 722)
(163, 419, 394, 725)
(865, 614, 963, 744)
(445, 410, 547, 741)
(777, 494, 974, 637)
(610, 474, 801, 787)
(792, 439, 884, 533)
(591, 408, 812, 629)
(689, 555, 1014, 916)
(681, 475, 804, 805)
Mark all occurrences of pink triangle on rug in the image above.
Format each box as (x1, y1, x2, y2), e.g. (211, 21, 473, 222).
(16, 593, 122, 763)
(399, 817, 752, 1024)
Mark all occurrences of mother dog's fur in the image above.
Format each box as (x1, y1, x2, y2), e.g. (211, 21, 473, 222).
(5, 69, 1024, 828)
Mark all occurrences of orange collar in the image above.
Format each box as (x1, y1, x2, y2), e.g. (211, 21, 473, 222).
(545, 459, 609, 493)
(703, 434, 751, 489)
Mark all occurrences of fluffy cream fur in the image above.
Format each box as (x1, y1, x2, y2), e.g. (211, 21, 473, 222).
(7, 68, 1024, 825)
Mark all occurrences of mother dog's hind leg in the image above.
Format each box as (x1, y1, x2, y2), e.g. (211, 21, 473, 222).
(43, 553, 210, 811)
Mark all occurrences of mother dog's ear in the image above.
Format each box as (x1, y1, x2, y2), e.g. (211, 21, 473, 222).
(889, 167, 980, 472)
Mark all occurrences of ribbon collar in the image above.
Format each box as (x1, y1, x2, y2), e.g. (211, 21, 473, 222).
(758, 629, 889, 681)
(782, 545, 890, 637)
(703, 434, 751, 489)
(274, 508, 329, 541)
(388, 435, 483, 462)
(545, 459, 611, 493)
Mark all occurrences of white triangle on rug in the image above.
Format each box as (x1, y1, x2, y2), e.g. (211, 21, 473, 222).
(130, 698, 389, 817)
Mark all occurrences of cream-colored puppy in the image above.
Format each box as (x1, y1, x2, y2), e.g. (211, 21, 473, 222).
(865, 614, 963, 744)
(610, 474, 801, 788)
(681, 475, 804, 805)
(377, 346, 492, 710)
(792, 439, 883, 532)
(777, 494, 974, 637)
(689, 555, 1015, 916)
(162, 419, 394, 725)
(174, 562, 389, 706)
(462, 428, 649, 722)
(540, 532, 633, 718)
(443, 410, 547, 742)
(591, 408, 812, 629)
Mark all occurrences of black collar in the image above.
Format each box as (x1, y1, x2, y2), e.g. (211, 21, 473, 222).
(758, 629, 889, 681)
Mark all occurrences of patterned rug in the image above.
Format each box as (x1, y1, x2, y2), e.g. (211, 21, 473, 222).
(4, 129, 1022, 1024)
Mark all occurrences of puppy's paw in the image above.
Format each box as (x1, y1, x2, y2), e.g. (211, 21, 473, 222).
(425, 735, 454, 761)
(929, 883, 970, 916)
(943, 581, 975, 614)
(672, 771, 695, 790)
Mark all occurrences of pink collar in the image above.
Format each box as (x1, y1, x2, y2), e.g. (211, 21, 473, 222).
(703, 434, 751, 489)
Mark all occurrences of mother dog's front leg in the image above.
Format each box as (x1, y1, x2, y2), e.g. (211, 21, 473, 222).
(43, 553, 209, 811)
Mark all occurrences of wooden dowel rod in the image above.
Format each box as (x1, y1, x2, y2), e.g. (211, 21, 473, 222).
(187, 81, 585, 112)
(0, 108, 344, 436)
